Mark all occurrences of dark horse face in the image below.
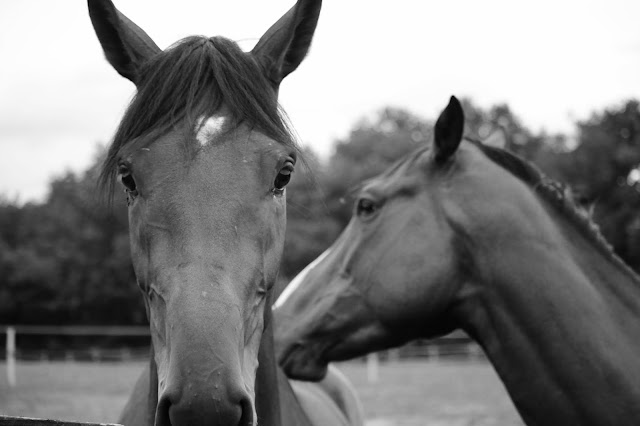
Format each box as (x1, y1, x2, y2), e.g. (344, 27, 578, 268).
(88, 1, 321, 425)
(275, 97, 471, 381)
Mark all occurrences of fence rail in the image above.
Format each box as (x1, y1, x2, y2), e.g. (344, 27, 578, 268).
(2, 325, 151, 387)
(1, 325, 484, 386)
(0, 326, 150, 336)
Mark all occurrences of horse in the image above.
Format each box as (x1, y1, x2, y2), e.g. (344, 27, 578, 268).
(274, 96, 640, 426)
(87, 1, 362, 425)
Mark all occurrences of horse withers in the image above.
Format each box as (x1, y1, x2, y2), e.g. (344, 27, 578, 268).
(88, 1, 360, 425)
(275, 96, 640, 425)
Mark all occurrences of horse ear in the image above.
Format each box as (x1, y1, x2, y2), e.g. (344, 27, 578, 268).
(88, 0, 161, 85)
(434, 96, 465, 163)
(251, 0, 322, 86)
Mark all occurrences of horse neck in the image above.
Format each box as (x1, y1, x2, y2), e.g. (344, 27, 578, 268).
(148, 347, 159, 426)
(256, 291, 313, 426)
(457, 202, 640, 425)
(255, 292, 283, 425)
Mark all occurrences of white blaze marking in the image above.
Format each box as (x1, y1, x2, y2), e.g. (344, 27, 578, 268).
(273, 248, 332, 309)
(195, 114, 227, 146)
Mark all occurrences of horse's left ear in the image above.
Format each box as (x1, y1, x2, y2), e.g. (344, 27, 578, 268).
(251, 0, 322, 86)
(434, 96, 465, 163)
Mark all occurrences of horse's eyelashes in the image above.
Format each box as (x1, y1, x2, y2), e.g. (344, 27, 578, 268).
(117, 163, 129, 175)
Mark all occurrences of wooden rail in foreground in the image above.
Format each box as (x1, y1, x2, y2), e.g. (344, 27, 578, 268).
(0, 416, 121, 426)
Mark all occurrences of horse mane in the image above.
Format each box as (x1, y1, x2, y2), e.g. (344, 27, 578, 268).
(100, 35, 297, 194)
(468, 137, 640, 282)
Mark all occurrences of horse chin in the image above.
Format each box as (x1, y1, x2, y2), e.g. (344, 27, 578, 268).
(286, 361, 329, 382)
(285, 359, 329, 382)
(279, 343, 329, 382)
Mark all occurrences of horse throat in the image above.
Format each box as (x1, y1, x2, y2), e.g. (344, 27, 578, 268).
(255, 291, 283, 425)
(148, 347, 159, 426)
(256, 291, 314, 426)
(456, 208, 640, 425)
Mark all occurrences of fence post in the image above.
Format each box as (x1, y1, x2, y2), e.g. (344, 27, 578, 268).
(387, 348, 400, 363)
(6, 326, 16, 387)
(469, 342, 484, 360)
(366, 352, 379, 384)
(427, 344, 439, 361)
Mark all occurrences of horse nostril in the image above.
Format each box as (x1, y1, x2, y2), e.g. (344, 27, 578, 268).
(238, 397, 254, 426)
(155, 394, 172, 426)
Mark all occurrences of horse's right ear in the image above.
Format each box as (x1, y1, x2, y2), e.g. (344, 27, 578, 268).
(88, 0, 161, 85)
(433, 96, 465, 163)
(251, 0, 322, 86)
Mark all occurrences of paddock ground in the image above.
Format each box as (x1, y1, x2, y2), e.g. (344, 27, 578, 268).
(0, 360, 523, 425)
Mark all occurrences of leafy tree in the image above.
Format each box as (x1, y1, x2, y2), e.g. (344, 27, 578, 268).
(0, 149, 144, 325)
(549, 100, 640, 268)
(324, 107, 433, 226)
(280, 148, 341, 283)
(3, 99, 640, 325)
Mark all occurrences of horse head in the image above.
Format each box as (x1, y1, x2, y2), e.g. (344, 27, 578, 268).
(89, 1, 321, 424)
(274, 97, 485, 380)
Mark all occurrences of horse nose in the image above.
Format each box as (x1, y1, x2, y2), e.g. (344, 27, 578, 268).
(155, 386, 254, 426)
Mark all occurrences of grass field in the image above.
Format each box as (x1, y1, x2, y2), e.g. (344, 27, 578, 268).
(0, 360, 523, 426)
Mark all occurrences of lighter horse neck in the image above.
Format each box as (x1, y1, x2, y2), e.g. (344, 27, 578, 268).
(274, 249, 331, 309)
(460, 194, 640, 426)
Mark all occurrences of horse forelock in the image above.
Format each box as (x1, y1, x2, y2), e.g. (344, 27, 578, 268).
(99, 35, 298, 197)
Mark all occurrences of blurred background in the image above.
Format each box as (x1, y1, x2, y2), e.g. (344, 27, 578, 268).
(1, 0, 640, 425)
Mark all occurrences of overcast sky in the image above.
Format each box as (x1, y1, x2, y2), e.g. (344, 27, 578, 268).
(1, 0, 639, 202)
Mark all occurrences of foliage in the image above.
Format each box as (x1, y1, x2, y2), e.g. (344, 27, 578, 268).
(0, 150, 145, 325)
(553, 100, 640, 267)
(2, 99, 640, 325)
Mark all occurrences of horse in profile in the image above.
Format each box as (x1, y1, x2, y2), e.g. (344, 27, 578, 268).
(274, 96, 640, 425)
(88, 0, 361, 425)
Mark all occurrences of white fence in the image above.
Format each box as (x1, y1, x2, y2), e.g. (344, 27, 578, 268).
(363, 332, 485, 383)
(2, 325, 150, 387)
(2, 326, 484, 386)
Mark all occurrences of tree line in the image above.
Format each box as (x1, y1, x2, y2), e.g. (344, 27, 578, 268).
(1, 99, 639, 325)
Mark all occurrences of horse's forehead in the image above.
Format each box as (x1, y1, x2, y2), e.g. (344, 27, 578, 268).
(192, 114, 282, 159)
(130, 119, 283, 199)
(363, 160, 421, 195)
(195, 113, 230, 147)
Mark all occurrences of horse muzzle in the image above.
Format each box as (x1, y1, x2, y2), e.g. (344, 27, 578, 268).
(155, 378, 254, 426)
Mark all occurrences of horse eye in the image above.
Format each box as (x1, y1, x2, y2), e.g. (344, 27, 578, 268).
(356, 198, 378, 217)
(118, 164, 138, 194)
(273, 162, 294, 193)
